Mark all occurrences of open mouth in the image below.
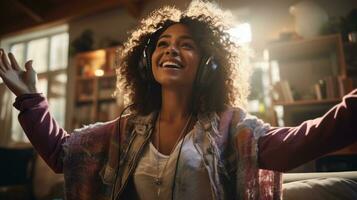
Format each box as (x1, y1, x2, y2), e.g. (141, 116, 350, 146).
(159, 61, 183, 69)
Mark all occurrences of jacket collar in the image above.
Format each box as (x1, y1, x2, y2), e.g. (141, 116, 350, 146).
(130, 110, 221, 135)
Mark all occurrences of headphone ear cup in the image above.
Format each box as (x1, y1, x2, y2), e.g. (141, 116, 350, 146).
(196, 56, 218, 88)
(138, 48, 148, 80)
(144, 47, 154, 81)
(138, 39, 155, 81)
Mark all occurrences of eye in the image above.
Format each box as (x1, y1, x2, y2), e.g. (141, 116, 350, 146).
(181, 42, 195, 50)
(157, 40, 168, 48)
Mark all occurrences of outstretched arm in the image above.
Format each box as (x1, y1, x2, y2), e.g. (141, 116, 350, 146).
(0, 49, 69, 173)
(258, 89, 357, 172)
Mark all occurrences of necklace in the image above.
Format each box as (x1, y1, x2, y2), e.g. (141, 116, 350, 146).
(153, 112, 192, 191)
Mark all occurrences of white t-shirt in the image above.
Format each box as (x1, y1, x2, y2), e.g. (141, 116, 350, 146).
(133, 131, 213, 200)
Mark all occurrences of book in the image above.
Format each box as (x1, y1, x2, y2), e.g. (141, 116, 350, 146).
(273, 81, 294, 102)
(314, 83, 322, 100)
(338, 76, 353, 97)
(324, 76, 339, 99)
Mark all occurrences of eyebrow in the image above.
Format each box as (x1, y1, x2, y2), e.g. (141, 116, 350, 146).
(158, 34, 194, 41)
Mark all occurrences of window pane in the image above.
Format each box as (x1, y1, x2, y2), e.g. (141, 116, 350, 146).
(27, 38, 49, 73)
(48, 73, 67, 128)
(49, 73, 67, 98)
(11, 103, 29, 143)
(50, 33, 69, 70)
(48, 97, 66, 127)
(10, 43, 25, 68)
(38, 78, 48, 96)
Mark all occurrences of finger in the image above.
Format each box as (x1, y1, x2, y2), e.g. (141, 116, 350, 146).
(0, 56, 5, 76)
(8, 53, 22, 71)
(0, 63, 4, 74)
(0, 71, 4, 81)
(0, 50, 5, 72)
(0, 49, 11, 70)
(0, 67, 4, 76)
(25, 60, 34, 71)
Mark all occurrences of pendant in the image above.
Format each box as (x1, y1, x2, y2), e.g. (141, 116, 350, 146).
(154, 177, 162, 186)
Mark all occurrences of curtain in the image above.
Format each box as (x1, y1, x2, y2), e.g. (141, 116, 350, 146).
(0, 84, 14, 147)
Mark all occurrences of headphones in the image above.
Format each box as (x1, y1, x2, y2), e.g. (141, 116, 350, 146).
(138, 35, 219, 89)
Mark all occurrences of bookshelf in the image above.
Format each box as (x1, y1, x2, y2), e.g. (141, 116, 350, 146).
(267, 34, 352, 104)
(272, 98, 340, 107)
(266, 34, 357, 172)
(267, 34, 346, 74)
(72, 46, 123, 129)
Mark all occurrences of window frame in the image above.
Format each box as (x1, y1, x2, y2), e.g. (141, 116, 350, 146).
(7, 30, 69, 142)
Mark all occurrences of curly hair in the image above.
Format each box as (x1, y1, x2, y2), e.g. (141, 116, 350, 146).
(116, 0, 251, 115)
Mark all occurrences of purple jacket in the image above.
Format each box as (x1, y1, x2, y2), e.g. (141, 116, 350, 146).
(13, 89, 357, 199)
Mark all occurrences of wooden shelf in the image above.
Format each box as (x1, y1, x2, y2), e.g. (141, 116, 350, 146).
(75, 49, 106, 59)
(98, 97, 116, 102)
(77, 76, 95, 81)
(77, 73, 116, 80)
(97, 73, 116, 79)
(273, 98, 341, 106)
(267, 34, 343, 61)
(72, 46, 122, 130)
(77, 96, 95, 103)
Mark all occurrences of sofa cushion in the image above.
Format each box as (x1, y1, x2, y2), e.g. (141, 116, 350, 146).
(283, 178, 357, 200)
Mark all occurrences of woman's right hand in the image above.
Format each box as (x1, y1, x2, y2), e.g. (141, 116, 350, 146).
(0, 49, 38, 96)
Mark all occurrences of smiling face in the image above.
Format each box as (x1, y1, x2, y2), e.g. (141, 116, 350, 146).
(151, 23, 202, 88)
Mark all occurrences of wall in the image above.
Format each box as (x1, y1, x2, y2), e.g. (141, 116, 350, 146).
(67, 0, 357, 57)
(221, 0, 357, 52)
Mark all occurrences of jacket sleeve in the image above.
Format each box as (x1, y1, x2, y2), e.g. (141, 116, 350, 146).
(258, 89, 357, 172)
(13, 93, 70, 173)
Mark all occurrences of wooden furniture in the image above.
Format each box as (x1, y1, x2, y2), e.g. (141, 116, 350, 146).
(72, 46, 123, 129)
(266, 34, 357, 172)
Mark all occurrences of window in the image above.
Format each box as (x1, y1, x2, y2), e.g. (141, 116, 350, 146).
(228, 22, 252, 44)
(228, 22, 271, 121)
(8, 29, 69, 142)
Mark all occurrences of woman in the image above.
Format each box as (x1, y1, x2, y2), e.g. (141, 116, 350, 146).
(0, 1, 356, 200)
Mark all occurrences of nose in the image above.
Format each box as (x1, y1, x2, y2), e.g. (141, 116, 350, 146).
(165, 45, 179, 56)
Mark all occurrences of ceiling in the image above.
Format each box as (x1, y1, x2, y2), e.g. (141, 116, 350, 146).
(0, 0, 148, 38)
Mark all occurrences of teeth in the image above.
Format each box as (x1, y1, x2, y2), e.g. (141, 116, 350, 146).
(162, 61, 181, 68)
